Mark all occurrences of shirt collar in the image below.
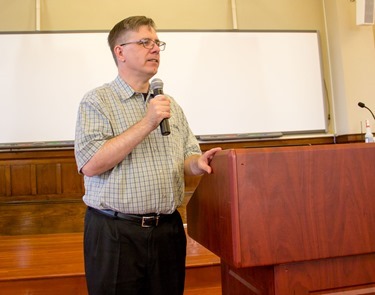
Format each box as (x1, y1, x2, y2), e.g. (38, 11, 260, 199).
(114, 75, 153, 101)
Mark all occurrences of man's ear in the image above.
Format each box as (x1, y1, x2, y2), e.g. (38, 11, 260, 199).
(114, 45, 126, 63)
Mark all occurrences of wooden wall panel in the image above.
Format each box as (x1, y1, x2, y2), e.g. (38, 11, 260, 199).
(0, 150, 84, 202)
(0, 202, 86, 235)
(61, 162, 83, 194)
(36, 163, 58, 195)
(0, 150, 84, 234)
(10, 164, 33, 196)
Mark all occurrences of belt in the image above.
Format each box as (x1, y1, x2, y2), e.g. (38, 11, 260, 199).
(89, 207, 173, 227)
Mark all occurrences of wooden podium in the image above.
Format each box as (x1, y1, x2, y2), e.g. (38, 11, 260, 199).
(187, 143, 375, 294)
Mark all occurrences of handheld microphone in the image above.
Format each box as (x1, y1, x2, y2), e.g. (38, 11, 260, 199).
(358, 101, 375, 120)
(150, 78, 171, 136)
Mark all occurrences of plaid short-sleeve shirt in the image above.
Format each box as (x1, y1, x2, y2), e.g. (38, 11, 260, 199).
(74, 76, 201, 214)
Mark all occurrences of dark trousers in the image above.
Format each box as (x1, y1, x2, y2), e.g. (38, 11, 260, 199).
(84, 208, 187, 295)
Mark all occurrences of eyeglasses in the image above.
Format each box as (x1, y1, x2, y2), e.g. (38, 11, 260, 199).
(119, 38, 166, 51)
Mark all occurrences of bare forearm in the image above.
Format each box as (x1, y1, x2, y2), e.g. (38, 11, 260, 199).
(81, 119, 154, 176)
(81, 94, 171, 176)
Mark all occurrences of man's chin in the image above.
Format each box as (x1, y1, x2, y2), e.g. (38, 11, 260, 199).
(147, 68, 159, 77)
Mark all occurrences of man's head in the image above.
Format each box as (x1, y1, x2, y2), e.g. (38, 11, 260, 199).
(108, 16, 157, 65)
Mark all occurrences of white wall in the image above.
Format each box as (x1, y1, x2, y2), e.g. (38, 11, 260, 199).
(323, 0, 375, 134)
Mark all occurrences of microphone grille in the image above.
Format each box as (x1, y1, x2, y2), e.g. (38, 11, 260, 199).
(358, 102, 366, 108)
(150, 78, 163, 91)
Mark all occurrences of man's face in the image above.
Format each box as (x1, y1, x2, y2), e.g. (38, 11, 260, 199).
(120, 26, 161, 79)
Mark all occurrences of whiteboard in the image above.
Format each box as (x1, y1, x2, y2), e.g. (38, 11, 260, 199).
(0, 31, 327, 143)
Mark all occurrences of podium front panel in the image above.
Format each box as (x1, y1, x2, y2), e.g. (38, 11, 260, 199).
(187, 143, 375, 268)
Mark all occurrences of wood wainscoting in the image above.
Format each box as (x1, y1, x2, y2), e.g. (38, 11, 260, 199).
(0, 149, 85, 235)
(0, 134, 336, 235)
(0, 149, 84, 203)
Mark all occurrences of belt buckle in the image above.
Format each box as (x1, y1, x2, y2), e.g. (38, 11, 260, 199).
(141, 215, 159, 227)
